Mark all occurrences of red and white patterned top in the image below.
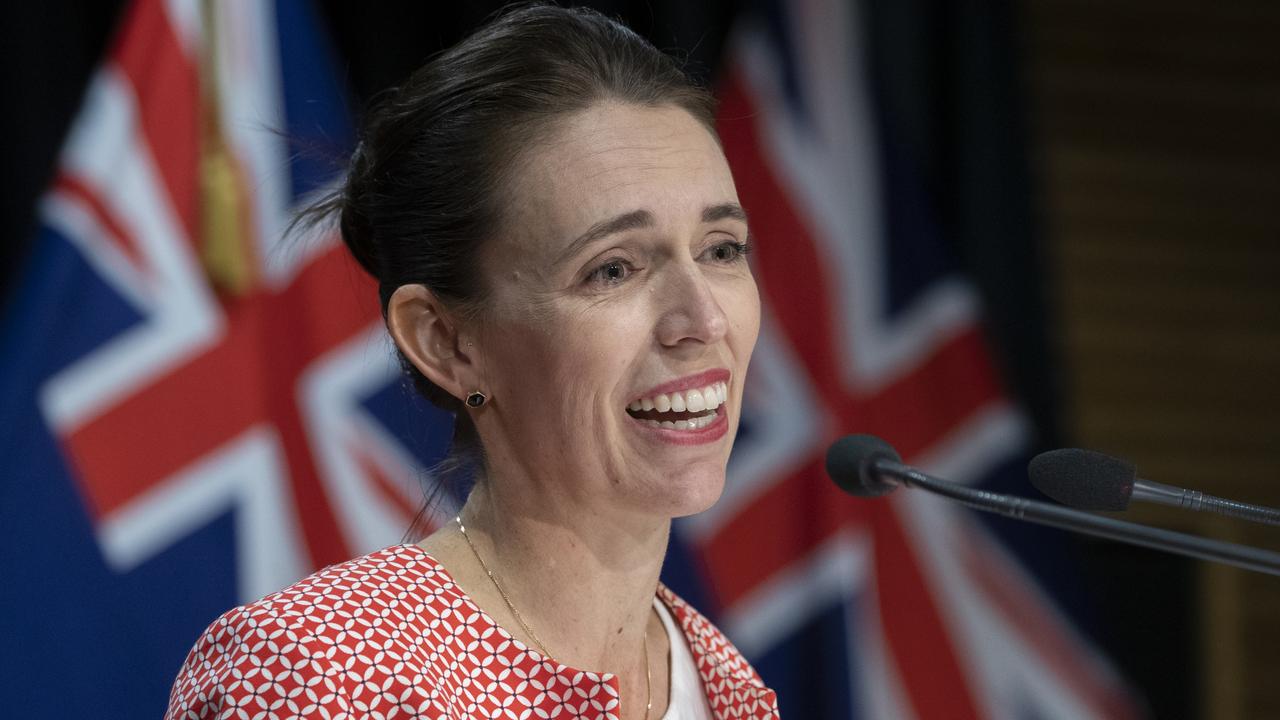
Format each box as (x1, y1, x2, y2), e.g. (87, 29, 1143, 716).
(165, 545, 779, 719)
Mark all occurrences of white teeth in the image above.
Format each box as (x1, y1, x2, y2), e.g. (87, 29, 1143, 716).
(702, 385, 720, 410)
(628, 381, 730, 423)
(660, 420, 675, 429)
(685, 389, 705, 413)
(673, 420, 690, 430)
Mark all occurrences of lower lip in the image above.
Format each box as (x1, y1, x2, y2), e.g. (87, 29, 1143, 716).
(627, 407, 730, 446)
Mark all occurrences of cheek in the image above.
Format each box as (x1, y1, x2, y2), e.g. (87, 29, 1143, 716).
(726, 276, 762, 351)
(565, 310, 652, 400)
(489, 304, 648, 413)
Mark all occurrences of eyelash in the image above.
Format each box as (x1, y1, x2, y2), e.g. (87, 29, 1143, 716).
(705, 240, 752, 264)
(586, 259, 635, 286)
(583, 240, 752, 287)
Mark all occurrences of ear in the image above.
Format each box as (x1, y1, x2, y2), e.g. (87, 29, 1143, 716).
(386, 284, 478, 403)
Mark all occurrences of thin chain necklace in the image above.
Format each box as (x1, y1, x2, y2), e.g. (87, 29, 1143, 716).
(455, 516, 652, 719)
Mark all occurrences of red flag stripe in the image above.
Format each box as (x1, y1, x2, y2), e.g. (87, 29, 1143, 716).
(718, 71, 845, 398)
(53, 172, 147, 274)
(110, 0, 200, 244)
(352, 434, 420, 526)
(700, 459, 861, 607)
(841, 327, 1004, 461)
(711, 63, 988, 719)
(702, 331, 1000, 609)
(65, 246, 378, 567)
(957, 525, 1142, 719)
(720, 65, 1005, 454)
(873, 502, 983, 720)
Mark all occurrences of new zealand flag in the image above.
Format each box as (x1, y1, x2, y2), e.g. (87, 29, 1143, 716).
(0, 0, 1137, 717)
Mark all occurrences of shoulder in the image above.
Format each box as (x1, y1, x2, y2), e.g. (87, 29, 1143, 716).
(207, 544, 463, 654)
(242, 544, 458, 623)
(657, 585, 780, 718)
(166, 546, 467, 719)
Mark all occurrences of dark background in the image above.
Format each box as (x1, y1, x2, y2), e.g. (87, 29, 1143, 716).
(9, 1, 1279, 717)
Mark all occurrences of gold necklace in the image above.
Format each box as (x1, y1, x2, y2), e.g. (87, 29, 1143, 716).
(455, 516, 652, 719)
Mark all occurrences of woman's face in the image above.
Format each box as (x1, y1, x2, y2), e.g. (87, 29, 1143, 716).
(473, 101, 760, 519)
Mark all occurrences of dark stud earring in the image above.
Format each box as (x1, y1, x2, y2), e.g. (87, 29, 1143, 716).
(465, 391, 487, 408)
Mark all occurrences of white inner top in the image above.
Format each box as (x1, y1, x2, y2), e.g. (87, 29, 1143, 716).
(655, 599, 715, 720)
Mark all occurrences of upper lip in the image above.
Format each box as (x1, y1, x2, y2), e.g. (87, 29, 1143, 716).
(629, 368, 731, 404)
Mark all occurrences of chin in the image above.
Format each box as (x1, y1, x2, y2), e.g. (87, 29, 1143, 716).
(656, 464, 727, 518)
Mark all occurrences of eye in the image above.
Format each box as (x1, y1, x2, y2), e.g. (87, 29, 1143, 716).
(703, 240, 751, 264)
(585, 259, 633, 286)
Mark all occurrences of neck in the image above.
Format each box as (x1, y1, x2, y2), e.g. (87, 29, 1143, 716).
(459, 478, 668, 671)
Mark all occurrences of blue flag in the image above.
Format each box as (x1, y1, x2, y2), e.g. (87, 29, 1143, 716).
(0, 1, 450, 715)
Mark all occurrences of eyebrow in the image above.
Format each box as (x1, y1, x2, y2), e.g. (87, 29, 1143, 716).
(557, 209, 655, 264)
(702, 202, 748, 224)
(556, 202, 750, 264)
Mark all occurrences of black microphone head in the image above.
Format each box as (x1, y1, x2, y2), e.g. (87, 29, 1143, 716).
(826, 434, 903, 498)
(1028, 448, 1136, 511)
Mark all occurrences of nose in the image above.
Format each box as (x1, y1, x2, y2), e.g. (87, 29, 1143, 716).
(655, 261, 729, 349)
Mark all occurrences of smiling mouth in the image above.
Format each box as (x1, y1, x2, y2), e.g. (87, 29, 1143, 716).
(625, 381, 728, 431)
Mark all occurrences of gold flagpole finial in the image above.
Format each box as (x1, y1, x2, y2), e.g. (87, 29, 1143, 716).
(198, 0, 257, 295)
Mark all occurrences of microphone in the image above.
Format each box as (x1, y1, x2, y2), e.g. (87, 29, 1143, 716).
(825, 434, 1280, 576)
(825, 434, 902, 498)
(1029, 448, 1280, 527)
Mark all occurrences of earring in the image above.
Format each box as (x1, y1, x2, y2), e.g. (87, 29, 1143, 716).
(465, 390, 487, 408)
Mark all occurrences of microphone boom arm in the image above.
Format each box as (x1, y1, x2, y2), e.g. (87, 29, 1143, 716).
(1134, 478, 1280, 527)
(877, 459, 1280, 577)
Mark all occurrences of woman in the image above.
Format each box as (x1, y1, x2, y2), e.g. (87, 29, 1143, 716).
(166, 5, 775, 719)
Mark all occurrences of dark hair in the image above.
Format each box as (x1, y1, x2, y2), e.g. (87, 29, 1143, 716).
(302, 4, 716, 480)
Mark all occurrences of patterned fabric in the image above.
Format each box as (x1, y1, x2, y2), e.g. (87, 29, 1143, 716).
(165, 545, 778, 719)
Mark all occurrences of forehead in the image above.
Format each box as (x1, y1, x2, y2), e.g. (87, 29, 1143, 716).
(502, 102, 738, 258)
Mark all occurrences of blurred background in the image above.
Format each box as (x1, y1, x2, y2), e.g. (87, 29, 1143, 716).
(2, 1, 1278, 718)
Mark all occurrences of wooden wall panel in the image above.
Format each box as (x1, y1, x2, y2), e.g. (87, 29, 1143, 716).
(1021, 1, 1280, 717)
